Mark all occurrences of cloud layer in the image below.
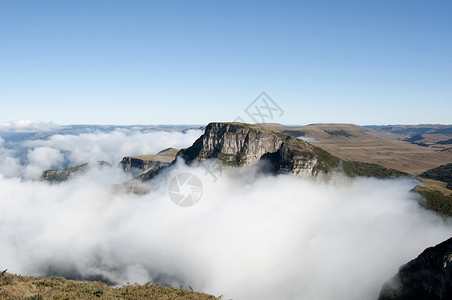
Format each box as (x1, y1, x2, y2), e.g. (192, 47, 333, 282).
(0, 125, 202, 179)
(0, 120, 61, 133)
(0, 126, 451, 300)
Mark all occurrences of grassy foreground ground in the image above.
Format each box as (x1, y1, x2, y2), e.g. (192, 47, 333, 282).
(0, 271, 220, 300)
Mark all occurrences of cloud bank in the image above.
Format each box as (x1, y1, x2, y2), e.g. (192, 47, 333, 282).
(0, 126, 451, 300)
(0, 125, 202, 179)
(0, 120, 61, 133)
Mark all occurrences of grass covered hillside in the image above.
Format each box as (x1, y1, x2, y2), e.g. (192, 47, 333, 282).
(420, 163, 452, 190)
(412, 163, 452, 217)
(342, 161, 408, 179)
(0, 271, 219, 300)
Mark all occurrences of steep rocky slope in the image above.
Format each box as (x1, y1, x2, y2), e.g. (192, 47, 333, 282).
(174, 122, 406, 178)
(378, 237, 452, 300)
(121, 147, 178, 175)
(177, 122, 341, 176)
(41, 123, 408, 182)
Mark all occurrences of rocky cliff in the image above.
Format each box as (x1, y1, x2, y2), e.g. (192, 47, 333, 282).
(121, 147, 178, 176)
(138, 122, 407, 181)
(178, 122, 342, 176)
(42, 161, 111, 182)
(378, 237, 452, 300)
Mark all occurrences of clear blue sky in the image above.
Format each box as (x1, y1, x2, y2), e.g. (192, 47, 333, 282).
(1, 0, 451, 125)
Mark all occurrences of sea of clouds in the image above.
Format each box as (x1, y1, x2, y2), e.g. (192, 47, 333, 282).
(0, 121, 451, 300)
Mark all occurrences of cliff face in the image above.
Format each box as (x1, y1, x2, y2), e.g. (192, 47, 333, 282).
(121, 148, 178, 175)
(42, 164, 89, 182)
(137, 122, 407, 181)
(42, 161, 111, 182)
(178, 122, 341, 176)
(378, 237, 452, 300)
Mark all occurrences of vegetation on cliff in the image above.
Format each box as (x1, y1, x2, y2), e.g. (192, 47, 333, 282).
(412, 163, 452, 217)
(342, 161, 408, 179)
(420, 163, 452, 190)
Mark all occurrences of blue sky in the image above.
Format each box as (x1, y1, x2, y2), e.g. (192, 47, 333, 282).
(1, 0, 451, 125)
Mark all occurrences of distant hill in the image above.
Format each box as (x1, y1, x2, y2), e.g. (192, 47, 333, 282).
(365, 124, 452, 136)
(366, 125, 452, 150)
(268, 123, 452, 174)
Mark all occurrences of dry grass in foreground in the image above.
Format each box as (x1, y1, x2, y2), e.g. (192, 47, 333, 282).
(0, 271, 220, 300)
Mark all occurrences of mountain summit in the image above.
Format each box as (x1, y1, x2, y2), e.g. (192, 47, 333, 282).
(177, 122, 341, 176)
(174, 122, 406, 179)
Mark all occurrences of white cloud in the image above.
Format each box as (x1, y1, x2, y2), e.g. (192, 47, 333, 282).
(0, 159, 450, 300)
(298, 136, 317, 142)
(22, 129, 203, 166)
(28, 147, 65, 169)
(0, 126, 451, 300)
(24, 147, 65, 179)
(0, 120, 61, 132)
(0, 148, 22, 178)
(0, 127, 203, 178)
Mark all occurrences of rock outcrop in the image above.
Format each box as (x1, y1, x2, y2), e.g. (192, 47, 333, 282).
(378, 237, 452, 300)
(178, 122, 341, 176)
(121, 148, 178, 176)
(138, 122, 407, 181)
(42, 161, 111, 182)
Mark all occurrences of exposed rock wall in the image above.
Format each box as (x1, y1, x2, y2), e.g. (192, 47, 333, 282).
(42, 161, 111, 182)
(178, 122, 340, 176)
(121, 148, 178, 175)
(139, 122, 407, 181)
(378, 237, 452, 300)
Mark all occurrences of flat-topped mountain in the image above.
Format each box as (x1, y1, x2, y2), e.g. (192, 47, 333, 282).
(177, 122, 340, 176)
(175, 122, 406, 178)
(41, 123, 408, 182)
